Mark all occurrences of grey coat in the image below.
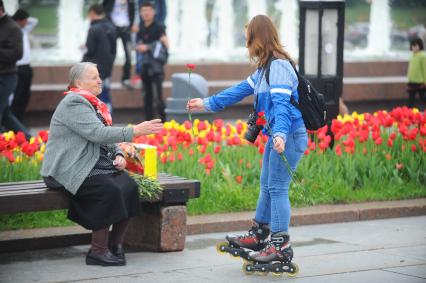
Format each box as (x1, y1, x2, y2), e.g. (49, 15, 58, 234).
(41, 92, 134, 195)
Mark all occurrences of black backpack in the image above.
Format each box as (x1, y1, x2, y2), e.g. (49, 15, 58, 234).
(265, 58, 327, 131)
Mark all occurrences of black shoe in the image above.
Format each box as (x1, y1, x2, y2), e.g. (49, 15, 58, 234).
(121, 79, 135, 90)
(86, 250, 125, 266)
(110, 243, 126, 263)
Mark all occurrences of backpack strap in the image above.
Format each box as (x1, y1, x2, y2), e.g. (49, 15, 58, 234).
(265, 57, 300, 108)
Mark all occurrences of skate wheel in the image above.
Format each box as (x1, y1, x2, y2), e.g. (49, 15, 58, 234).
(216, 241, 228, 254)
(272, 263, 283, 276)
(230, 252, 240, 259)
(287, 262, 299, 277)
(242, 262, 254, 275)
(255, 271, 269, 276)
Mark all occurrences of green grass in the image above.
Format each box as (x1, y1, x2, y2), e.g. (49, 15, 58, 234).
(345, 2, 426, 30)
(346, 3, 370, 24)
(25, 5, 58, 35)
(391, 7, 426, 29)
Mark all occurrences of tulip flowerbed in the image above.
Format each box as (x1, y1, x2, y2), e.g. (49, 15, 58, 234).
(0, 107, 425, 230)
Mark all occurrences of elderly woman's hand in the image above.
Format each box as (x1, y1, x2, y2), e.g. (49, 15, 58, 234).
(113, 155, 127, 171)
(133, 119, 163, 137)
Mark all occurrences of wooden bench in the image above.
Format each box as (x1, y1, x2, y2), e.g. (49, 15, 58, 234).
(0, 173, 200, 253)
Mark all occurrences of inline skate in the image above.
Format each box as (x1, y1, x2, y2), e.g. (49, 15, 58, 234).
(243, 231, 299, 277)
(216, 220, 270, 261)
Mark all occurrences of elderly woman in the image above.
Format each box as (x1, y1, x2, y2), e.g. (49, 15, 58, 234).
(41, 62, 163, 266)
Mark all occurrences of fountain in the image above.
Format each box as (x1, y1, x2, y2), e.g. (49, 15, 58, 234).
(247, 0, 266, 19)
(21, 0, 410, 64)
(276, 0, 299, 57)
(367, 0, 391, 54)
(210, 0, 234, 56)
(179, 0, 208, 58)
(57, 0, 87, 62)
(3, 0, 18, 14)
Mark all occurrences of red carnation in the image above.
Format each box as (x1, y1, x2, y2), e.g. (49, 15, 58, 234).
(186, 63, 196, 72)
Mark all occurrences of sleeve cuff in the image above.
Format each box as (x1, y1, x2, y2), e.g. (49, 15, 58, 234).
(273, 132, 287, 144)
(203, 97, 213, 112)
(123, 127, 134, 142)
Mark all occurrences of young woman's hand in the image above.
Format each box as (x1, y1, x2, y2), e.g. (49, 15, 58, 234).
(187, 98, 205, 112)
(113, 155, 127, 171)
(133, 119, 163, 137)
(273, 136, 286, 154)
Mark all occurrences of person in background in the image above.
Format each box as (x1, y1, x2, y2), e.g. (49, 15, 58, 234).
(0, 0, 30, 138)
(41, 62, 163, 266)
(134, 0, 167, 79)
(339, 97, 349, 116)
(136, 1, 169, 122)
(83, 4, 117, 112)
(11, 9, 38, 123)
(407, 37, 426, 108)
(103, 0, 135, 89)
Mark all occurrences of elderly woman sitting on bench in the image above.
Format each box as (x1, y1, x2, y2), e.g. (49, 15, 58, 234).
(41, 62, 163, 266)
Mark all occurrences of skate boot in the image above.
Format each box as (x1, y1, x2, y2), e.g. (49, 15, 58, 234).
(243, 231, 299, 276)
(216, 220, 269, 260)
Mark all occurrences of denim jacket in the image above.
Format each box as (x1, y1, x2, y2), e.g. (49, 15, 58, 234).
(203, 59, 304, 143)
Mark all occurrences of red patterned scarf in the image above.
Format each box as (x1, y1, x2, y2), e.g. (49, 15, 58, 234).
(64, 87, 112, 126)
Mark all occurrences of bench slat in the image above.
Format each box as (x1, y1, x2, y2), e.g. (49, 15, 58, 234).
(0, 174, 200, 214)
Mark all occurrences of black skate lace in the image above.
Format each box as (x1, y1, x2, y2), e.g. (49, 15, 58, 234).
(240, 227, 256, 239)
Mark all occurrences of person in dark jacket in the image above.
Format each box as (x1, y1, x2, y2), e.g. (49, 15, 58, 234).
(11, 9, 38, 123)
(0, 0, 30, 138)
(136, 1, 169, 122)
(103, 0, 135, 89)
(83, 4, 117, 112)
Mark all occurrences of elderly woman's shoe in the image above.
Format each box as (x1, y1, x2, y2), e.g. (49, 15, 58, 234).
(86, 250, 125, 266)
(110, 243, 126, 262)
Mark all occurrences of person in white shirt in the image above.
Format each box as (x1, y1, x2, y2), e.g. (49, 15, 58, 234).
(11, 9, 38, 123)
(103, 0, 136, 89)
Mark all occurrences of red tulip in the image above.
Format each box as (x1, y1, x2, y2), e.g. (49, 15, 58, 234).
(214, 145, 221, 154)
(335, 144, 342, 156)
(38, 130, 49, 142)
(15, 132, 26, 145)
(411, 144, 417, 152)
(235, 175, 243, 184)
(183, 120, 192, 130)
(1, 150, 15, 163)
(258, 144, 265, 154)
(374, 137, 383, 145)
(206, 161, 215, 170)
(198, 120, 207, 131)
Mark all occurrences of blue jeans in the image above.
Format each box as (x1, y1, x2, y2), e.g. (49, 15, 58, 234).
(254, 126, 308, 233)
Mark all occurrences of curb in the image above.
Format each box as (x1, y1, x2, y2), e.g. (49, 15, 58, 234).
(1, 198, 425, 253)
(186, 198, 426, 235)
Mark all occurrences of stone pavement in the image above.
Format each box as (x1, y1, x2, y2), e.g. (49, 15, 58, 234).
(1, 216, 425, 283)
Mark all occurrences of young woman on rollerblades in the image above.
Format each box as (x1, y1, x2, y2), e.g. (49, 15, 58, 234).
(187, 14, 308, 276)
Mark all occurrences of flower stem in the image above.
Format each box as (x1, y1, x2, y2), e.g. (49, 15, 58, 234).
(264, 123, 303, 187)
(187, 71, 196, 138)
